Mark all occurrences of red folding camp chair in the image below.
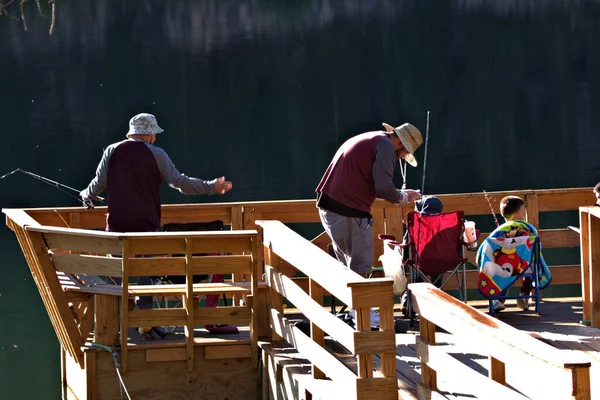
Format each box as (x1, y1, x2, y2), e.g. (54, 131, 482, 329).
(380, 210, 478, 324)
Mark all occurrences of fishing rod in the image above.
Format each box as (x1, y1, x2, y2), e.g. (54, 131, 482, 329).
(0, 168, 104, 205)
(483, 190, 500, 227)
(421, 111, 430, 196)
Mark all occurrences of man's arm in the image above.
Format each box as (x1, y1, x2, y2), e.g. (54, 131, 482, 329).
(149, 145, 217, 195)
(80, 145, 115, 200)
(372, 139, 407, 205)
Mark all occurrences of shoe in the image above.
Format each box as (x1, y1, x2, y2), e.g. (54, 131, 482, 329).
(516, 297, 530, 311)
(492, 300, 506, 312)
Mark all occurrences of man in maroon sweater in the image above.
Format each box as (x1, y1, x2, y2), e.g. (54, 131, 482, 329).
(316, 122, 422, 327)
(80, 113, 232, 336)
(316, 122, 423, 275)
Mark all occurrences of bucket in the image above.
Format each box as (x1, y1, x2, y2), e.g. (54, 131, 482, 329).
(463, 220, 477, 248)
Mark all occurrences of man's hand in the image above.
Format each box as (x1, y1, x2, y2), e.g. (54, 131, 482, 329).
(80, 190, 95, 209)
(214, 176, 233, 194)
(403, 189, 421, 203)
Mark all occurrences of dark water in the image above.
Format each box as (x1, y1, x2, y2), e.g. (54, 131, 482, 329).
(2, 0, 600, 397)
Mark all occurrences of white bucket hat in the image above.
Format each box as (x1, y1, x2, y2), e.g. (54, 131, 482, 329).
(382, 122, 423, 167)
(126, 113, 164, 137)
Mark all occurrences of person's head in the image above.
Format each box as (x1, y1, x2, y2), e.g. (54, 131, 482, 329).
(415, 195, 443, 215)
(593, 182, 600, 205)
(382, 122, 423, 167)
(126, 113, 164, 145)
(500, 196, 526, 221)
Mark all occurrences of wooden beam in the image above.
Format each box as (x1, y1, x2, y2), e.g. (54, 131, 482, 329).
(193, 306, 251, 325)
(309, 278, 325, 380)
(185, 238, 194, 372)
(580, 210, 591, 322)
(588, 215, 600, 328)
(43, 232, 123, 255)
(51, 253, 122, 277)
(525, 193, 540, 229)
(120, 240, 131, 373)
(128, 309, 187, 327)
(205, 344, 251, 360)
(266, 265, 355, 352)
(258, 220, 358, 307)
(94, 294, 119, 347)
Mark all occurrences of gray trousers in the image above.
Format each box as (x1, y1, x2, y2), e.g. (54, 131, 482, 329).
(318, 208, 373, 275)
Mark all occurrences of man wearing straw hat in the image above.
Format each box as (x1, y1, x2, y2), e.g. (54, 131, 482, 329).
(316, 122, 423, 325)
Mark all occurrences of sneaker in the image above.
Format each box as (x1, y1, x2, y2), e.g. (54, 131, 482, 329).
(492, 300, 506, 312)
(516, 297, 530, 311)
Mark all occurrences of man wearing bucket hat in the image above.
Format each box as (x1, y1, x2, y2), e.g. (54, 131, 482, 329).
(80, 113, 232, 231)
(80, 113, 232, 336)
(316, 122, 422, 322)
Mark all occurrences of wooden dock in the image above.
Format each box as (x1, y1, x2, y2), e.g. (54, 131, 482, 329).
(2, 187, 598, 400)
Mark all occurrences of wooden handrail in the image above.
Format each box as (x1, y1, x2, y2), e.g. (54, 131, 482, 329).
(410, 282, 591, 399)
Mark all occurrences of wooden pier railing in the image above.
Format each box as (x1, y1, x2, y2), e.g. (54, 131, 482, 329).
(578, 206, 600, 328)
(410, 283, 592, 400)
(257, 220, 398, 400)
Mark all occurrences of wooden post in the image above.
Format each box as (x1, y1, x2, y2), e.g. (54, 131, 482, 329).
(378, 306, 396, 378)
(489, 356, 506, 385)
(309, 278, 325, 379)
(371, 208, 385, 266)
(525, 194, 540, 229)
(355, 308, 373, 378)
(185, 238, 194, 372)
(589, 214, 600, 328)
(94, 294, 119, 346)
(269, 248, 284, 342)
(571, 367, 591, 400)
(232, 205, 244, 306)
(580, 210, 591, 322)
(120, 240, 130, 373)
(420, 317, 437, 391)
(251, 234, 261, 368)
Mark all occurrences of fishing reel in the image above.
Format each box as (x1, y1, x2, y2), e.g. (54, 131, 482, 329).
(83, 198, 95, 210)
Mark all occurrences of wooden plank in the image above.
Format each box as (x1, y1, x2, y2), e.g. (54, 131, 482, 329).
(269, 308, 357, 385)
(127, 282, 258, 296)
(258, 220, 357, 307)
(489, 356, 506, 385)
(128, 257, 185, 276)
(416, 384, 451, 400)
(356, 308, 373, 378)
(191, 236, 253, 253)
(193, 306, 251, 325)
(250, 233, 261, 368)
(376, 306, 396, 378)
(128, 309, 187, 327)
(128, 237, 185, 255)
(205, 344, 252, 360)
(571, 367, 591, 400)
(185, 238, 194, 372)
(85, 351, 97, 399)
(409, 283, 591, 370)
(589, 215, 600, 328)
(525, 193, 540, 229)
(43, 232, 123, 255)
(120, 240, 130, 373)
(580, 210, 591, 321)
(539, 229, 581, 248)
(309, 278, 326, 380)
(160, 205, 234, 225)
(348, 278, 395, 309)
(353, 330, 396, 355)
(419, 318, 437, 392)
(28, 230, 86, 366)
(231, 205, 243, 230)
(266, 265, 355, 352)
(384, 206, 404, 242)
(94, 294, 119, 346)
(537, 189, 594, 212)
(415, 336, 528, 400)
(51, 253, 122, 277)
(145, 347, 186, 362)
(355, 377, 399, 400)
(76, 299, 95, 342)
(3, 209, 41, 228)
(371, 208, 385, 266)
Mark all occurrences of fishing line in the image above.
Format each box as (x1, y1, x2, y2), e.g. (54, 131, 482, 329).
(483, 190, 500, 227)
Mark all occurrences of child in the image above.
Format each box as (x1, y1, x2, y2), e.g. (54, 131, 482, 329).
(593, 182, 600, 206)
(492, 196, 534, 312)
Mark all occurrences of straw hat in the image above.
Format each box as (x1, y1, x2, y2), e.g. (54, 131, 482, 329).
(126, 113, 164, 137)
(382, 122, 423, 167)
